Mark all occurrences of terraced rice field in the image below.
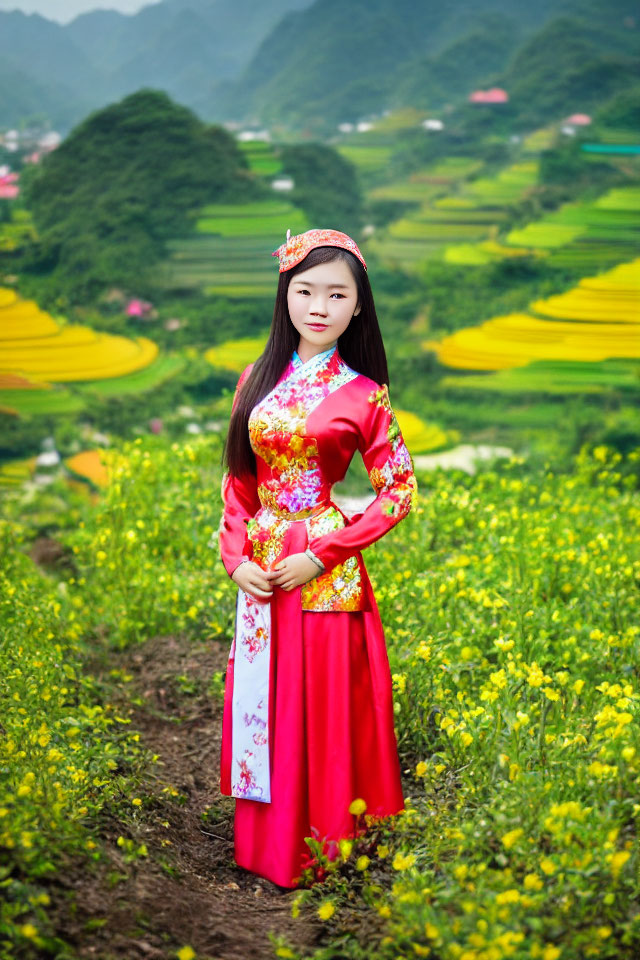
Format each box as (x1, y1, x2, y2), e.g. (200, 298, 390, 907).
(441, 357, 640, 394)
(424, 258, 640, 392)
(0, 456, 37, 486)
(158, 200, 308, 298)
(440, 183, 640, 271)
(365, 161, 538, 271)
(369, 159, 483, 203)
(238, 139, 282, 178)
(76, 354, 187, 396)
(504, 185, 640, 270)
(0, 287, 158, 383)
(394, 409, 449, 453)
(204, 336, 269, 373)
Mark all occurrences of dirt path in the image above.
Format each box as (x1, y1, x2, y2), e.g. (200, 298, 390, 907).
(47, 631, 322, 960)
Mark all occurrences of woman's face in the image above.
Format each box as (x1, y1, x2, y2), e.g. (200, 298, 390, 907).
(286, 257, 360, 359)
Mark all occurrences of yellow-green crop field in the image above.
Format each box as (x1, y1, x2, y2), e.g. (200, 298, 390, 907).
(425, 258, 640, 389)
(363, 160, 539, 272)
(2, 436, 639, 957)
(0, 286, 158, 382)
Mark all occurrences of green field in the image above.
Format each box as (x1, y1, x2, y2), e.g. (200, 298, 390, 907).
(158, 200, 308, 297)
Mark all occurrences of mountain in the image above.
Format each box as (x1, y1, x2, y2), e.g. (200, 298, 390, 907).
(0, 9, 109, 129)
(209, 0, 640, 132)
(0, 0, 314, 133)
(1, 0, 638, 136)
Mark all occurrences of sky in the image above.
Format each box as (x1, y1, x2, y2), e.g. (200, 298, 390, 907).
(0, 0, 158, 22)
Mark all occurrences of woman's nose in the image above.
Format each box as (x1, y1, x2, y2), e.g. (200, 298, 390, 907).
(310, 295, 328, 315)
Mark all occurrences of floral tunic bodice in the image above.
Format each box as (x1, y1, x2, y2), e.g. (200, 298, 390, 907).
(216, 345, 417, 613)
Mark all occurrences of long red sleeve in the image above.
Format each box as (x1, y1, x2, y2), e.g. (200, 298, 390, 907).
(307, 382, 417, 571)
(215, 364, 260, 578)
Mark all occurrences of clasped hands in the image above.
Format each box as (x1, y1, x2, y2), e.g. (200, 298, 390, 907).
(231, 552, 320, 602)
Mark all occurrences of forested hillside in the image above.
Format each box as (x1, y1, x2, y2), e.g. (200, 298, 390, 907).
(3, 0, 638, 136)
(17, 91, 266, 301)
(0, 0, 314, 131)
(212, 0, 639, 131)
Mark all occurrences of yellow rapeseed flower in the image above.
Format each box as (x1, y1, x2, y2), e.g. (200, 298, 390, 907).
(524, 873, 543, 890)
(317, 901, 336, 920)
(339, 838, 353, 860)
(176, 948, 195, 960)
(356, 855, 370, 871)
(495, 888, 520, 904)
(542, 946, 561, 960)
(348, 798, 367, 815)
(609, 850, 630, 876)
(540, 858, 556, 875)
(501, 828, 524, 850)
(393, 852, 416, 871)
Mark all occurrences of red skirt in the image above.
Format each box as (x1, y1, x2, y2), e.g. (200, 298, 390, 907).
(219, 530, 405, 888)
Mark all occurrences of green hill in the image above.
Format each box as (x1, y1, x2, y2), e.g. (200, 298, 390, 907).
(18, 89, 266, 303)
(213, 0, 640, 134)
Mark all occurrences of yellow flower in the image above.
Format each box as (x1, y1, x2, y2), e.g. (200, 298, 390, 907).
(496, 888, 521, 904)
(524, 873, 543, 890)
(501, 828, 524, 850)
(356, 855, 370, 871)
(339, 838, 353, 860)
(348, 798, 367, 815)
(132, 798, 142, 806)
(392, 852, 416, 871)
(392, 673, 407, 693)
(377, 844, 390, 859)
(609, 850, 630, 876)
(317, 901, 335, 921)
(20, 925, 38, 939)
(540, 858, 556, 875)
(176, 947, 196, 960)
(542, 946, 561, 960)
(415, 761, 428, 777)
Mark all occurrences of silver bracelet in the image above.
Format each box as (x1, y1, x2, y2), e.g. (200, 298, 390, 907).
(305, 548, 325, 573)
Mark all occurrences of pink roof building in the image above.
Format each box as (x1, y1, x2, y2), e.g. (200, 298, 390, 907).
(0, 172, 19, 198)
(565, 113, 592, 125)
(469, 87, 509, 103)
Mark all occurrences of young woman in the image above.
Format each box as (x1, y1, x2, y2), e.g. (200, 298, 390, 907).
(215, 227, 417, 888)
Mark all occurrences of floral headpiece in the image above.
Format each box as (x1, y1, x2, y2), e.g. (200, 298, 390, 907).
(272, 227, 367, 273)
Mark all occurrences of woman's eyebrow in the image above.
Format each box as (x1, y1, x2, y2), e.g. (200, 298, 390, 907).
(291, 280, 350, 288)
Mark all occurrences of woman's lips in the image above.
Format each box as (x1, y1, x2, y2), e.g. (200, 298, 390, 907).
(306, 322, 329, 330)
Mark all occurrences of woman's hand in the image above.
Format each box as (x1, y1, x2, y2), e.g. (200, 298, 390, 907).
(270, 552, 321, 591)
(231, 561, 274, 602)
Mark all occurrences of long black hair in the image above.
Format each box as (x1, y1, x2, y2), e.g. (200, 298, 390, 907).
(223, 244, 389, 477)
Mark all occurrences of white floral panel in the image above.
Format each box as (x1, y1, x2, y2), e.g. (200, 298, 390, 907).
(231, 589, 272, 802)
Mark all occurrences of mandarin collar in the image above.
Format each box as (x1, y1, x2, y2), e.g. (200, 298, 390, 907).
(291, 343, 338, 368)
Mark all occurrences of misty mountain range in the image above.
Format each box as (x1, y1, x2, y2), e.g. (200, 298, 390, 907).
(1, 0, 638, 135)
